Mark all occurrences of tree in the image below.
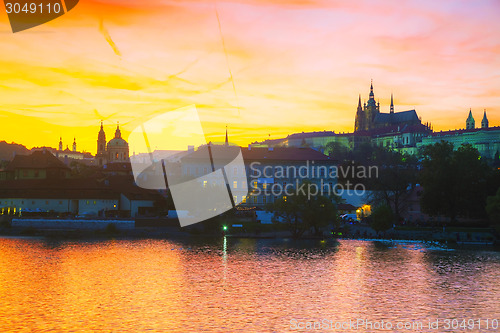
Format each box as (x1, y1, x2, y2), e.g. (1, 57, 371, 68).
(366, 148, 418, 222)
(268, 194, 308, 239)
(267, 182, 337, 238)
(324, 142, 350, 161)
(370, 205, 394, 234)
(304, 194, 338, 236)
(420, 142, 490, 222)
(486, 188, 500, 224)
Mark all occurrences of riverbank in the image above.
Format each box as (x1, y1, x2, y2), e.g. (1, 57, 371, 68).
(0, 217, 498, 246)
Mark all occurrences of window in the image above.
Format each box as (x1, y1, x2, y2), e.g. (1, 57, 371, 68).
(86, 200, 90, 205)
(252, 181, 257, 188)
(233, 195, 237, 202)
(93, 201, 97, 205)
(283, 196, 287, 202)
(253, 196, 257, 203)
(233, 181, 238, 189)
(242, 196, 247, 203)
(203, 180, 208, 188)
(263, 183, 267, 190)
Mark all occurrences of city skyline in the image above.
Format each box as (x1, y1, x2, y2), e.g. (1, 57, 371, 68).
(0, 0, 499, 154)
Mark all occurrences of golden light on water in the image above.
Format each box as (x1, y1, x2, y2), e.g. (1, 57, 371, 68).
(0, 238, 499, 332)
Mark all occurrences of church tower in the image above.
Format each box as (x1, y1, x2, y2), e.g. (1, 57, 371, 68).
(364, 80, 380, 130)
(354, 94, 364, 132)
(96, 121, 107, 166)
(466, 109, 475, 130)
(225, 125, 229, 146)
(58, 137, 63, 151)
(481, 109, 489, 128)
(114, 122, 121, 139)
(72, 137, 77, 152)
(390, 93, 394, 114)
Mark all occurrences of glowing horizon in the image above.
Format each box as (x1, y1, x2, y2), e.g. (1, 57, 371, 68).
(0, 0, 499, 154)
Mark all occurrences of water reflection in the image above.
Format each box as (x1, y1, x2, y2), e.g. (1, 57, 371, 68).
(0, 237, 498, 332)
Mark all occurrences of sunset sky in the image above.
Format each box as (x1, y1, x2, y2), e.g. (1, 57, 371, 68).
(0, 0, 499, 153)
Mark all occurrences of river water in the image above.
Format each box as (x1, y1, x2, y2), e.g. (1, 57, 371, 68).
(0, 237, 498, 332)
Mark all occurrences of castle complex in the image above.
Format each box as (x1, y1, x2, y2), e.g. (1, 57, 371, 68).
(354, 81, 422, 132)
(257, 82, 499, 159)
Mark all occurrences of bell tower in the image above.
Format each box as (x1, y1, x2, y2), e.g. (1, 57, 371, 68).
(466, 109, 475, 130)
(481, 110, 489, 129)
(96, 121, 107, 166)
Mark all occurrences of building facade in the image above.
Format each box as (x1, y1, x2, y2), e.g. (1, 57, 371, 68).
(272, 82, 496, 158)
(419, 110, 500, 159)
(96, 122, 130, 166)
(181, 143, 337, 208)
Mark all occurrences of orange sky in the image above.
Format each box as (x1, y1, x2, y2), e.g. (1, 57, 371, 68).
(0, 0, 499, 154)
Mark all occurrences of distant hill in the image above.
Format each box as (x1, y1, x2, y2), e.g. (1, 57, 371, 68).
(0, 141, 30, 161)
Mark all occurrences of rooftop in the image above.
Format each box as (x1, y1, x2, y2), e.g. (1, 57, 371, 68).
(427, 126, 500, 137)
(5, 150, 70, 171)
(182, 145, 332, 162)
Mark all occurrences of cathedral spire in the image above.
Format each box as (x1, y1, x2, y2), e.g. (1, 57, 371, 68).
(369, 79, 374, 99)
(482, 109, 489, 128)
(225, 125, 229, 146)
(390, 93, 394, 114)
(72, 137, 76, 152)
(357, 94, 362, 112)
(466, 109, 475, 130)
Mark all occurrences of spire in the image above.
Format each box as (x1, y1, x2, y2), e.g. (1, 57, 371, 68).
(357, 94, 362, 112)
(466, 108, 475, 130)
(59, 137, 63, 151)
(481, 109, 489, 129)
(72, 137, 77, 152)
(369, 79, 374, 99)
(97, 120, 107, 155)
(390, 93, 394, 114)
(115, 121, 121, 138)
(225, 125, 229, 146)
(98, 120, 106, 139)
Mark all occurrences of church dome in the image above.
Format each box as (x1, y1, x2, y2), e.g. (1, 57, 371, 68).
(107, 137, 128, 147)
